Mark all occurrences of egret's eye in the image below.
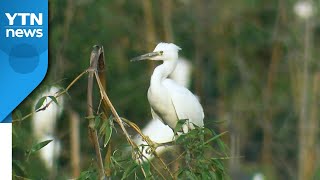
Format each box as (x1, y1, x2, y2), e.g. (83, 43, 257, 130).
(160, 51, 164, 55)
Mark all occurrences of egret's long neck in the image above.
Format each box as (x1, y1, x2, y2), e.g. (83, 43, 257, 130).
(151, 60, 178, 85)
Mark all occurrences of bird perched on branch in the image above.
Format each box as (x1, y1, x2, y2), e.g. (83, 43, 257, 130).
(131, 43, 204, 133)
(132, 58, 193, 161)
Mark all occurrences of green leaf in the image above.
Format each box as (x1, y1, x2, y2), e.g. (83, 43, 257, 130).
(78, 171, 91, 180)
(85, 115, 95, 120)
(121, 163, 138, 180)
(12, 160, 26, 177)
(175, 133, 187, 144)
(12, 174, 32, 180)
(35, 96, 47, 110)
(204, 131, 228, 145)
(141, 162, 152, 178)
(176, 168, 185, 178)
(211, 159, 224, 172)
(201, 171, 211, 180)
(95, 116, 101, 129)
(29, 139, 53, 154)
(98, 119, 107, 135)
(103, 119, 113, 147)
(48, 96, 59, 105)
(174, 119, 188, 134)
(77, 169, 96, 180)
(185, 170, 197, 180)
(212, 131, 228, 156)
(209, 171, 218, 179)
(97, 116, 113, 147)
(203, 127, 213, 137)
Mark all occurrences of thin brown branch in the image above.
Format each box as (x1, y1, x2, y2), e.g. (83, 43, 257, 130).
(94, 73, 174, 179)
(87, 46, 105, 180)
(94, 71, 134, 146)
(118, 118, 174, 178)
(12, 70, 88, 123)
(97, 46, 112, 178)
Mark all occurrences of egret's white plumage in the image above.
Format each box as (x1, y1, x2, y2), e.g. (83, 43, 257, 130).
(32, 87, 63, 139)
(133, 118, 175, 161)
(132, 58, 193, 161)
(169, 58, 192, 88)
(252, 172, 265, 180)
(294, 1, 314, 19)
(131, 42, 204, 132)
(32, 86, 64, 170)
(38, 135, 61, 170)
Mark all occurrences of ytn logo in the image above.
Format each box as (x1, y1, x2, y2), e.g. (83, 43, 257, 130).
(5, 13, 43, 38)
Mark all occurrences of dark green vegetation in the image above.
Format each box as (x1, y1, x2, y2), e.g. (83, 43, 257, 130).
(12, 0, 320, 179)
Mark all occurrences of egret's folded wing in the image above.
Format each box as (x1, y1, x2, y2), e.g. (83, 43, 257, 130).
(163, 79, 204, 128)
(151, 107, 165, 124)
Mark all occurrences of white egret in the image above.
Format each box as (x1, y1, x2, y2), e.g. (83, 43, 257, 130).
(132, 58, 193, 161)
(32, 86, 64, 171)
(294, 1, 314, 19)
(169, 57, 192, 88)
(252, 172, 265, 180)
(131, 42, 204, 132)
(38, 135, 61, 171)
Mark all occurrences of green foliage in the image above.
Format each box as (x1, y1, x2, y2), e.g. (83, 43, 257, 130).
(173, 119, 188, 134)
(12, 160, 26, 177)
(34, 96, 46, 110)
(13, 128, 52, 179)
(77, 168, 98, 180)
(29, 140, 53, 153)
(14, 110, 22, 121)
(104, 122, 228, 180)
(34, 96, 59, 111)
(48, 96, 59, 106)
(121, 163, 139, 180)
(12, 0, 320, 179)
(26, 140, 53, 158)
(98, 115, 113, 147)
(175, 126, 228, 179)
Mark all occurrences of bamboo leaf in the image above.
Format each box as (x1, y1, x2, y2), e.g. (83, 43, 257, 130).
(141, 162, 152, 178)
(48, 96, 59, 105)
(29, 140, 53, 154)
(204, 131, 228, 145)
(174, 119, 188, 134)
(34, 96, 47, 110)
(12, 160, 26, 177)
(103, 119, 113, 147)
(95, 116, 101, 129)
(78, 169, 96, 180)
(121, 163, 138, 180)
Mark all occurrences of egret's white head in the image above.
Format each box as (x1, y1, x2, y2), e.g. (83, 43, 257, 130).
(131, 42, 181, 62)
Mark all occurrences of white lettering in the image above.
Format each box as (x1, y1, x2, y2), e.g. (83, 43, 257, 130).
(15, 29, 24, 37)
(36, 29, 43, 38)
(18, 13, 31, 25)
(6, 29, 15, 37)
(30, 13, 42, 25)
(5, 13, 17, 25)
(23, 29, 36, 37)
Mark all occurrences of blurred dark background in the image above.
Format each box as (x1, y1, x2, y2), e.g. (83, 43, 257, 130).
(13, 0, 320, 179)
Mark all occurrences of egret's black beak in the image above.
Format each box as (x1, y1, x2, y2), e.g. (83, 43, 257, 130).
(130, 51, 162, 62)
